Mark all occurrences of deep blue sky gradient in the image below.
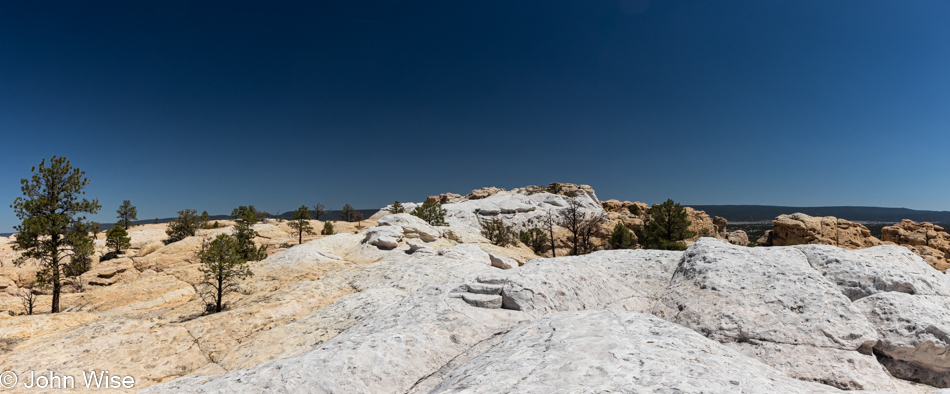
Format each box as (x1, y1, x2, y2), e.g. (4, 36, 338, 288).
(2, 1, 949, 231)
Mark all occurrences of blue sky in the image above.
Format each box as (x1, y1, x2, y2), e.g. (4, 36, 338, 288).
(2, 1, 949, 232)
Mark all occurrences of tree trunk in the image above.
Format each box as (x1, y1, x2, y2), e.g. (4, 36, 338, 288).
(51, 244, 61, 313)
(216, 274, 223, 313)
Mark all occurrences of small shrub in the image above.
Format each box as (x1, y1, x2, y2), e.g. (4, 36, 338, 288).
(321, 221, 335, 235)
(480, 217, 518, 247)
(519, 228, 548, 255)
(165, 209, 201, 244)
(388, 201, 406, 214)
(546, 182, 562, 194)
(627, 205, 642, 216)
(608, 222, 636, 250)
(106, 225, 132, 255)
(411, 198, 447, 226)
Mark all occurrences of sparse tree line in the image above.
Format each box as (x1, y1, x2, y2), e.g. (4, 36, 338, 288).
(475, 193, 695, 257)
(7, 156, 374, 315)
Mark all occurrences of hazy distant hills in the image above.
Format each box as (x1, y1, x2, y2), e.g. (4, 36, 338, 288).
(690, 205, 950, 224)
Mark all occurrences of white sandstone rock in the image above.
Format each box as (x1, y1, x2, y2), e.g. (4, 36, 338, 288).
(652, 238, 897, 390)
(488, 253, 518, 269)
(501, 249, 682, 317)
(437, 244, 491, 265)
(430, 310, 843, 393)
(363, 226, 403, 250)
(855, 291, 950, 387)
(796, 244, 950, 301)
(377, 213, 442, 242)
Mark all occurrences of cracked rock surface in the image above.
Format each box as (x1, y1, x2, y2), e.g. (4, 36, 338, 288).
(652, 238, 900, 390)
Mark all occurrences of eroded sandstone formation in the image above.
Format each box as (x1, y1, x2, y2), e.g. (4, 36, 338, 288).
(882, 220, 950, 272)
(760, 213, 883, 249)
(759, 214, 950, 273)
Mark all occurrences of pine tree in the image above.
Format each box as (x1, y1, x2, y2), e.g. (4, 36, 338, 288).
(11, 156, 101, 313)
(231, 205, 262, 225)
(232, 220, 267, 261)
(116, 200, 138, 229)
(165, 209, 201, 244)
(288, 205, 314, 244)
(480, 217, 518, 247)
(340, 204, 356, 222)
(638, 199, 695, 251)
(411, 198, 447, 226)
(197, 234, 253, 313)
(321, 221, 334, 235)
(105, 225, 132, 255)
(608, 222, 636, 250)
(388, 201, 406, 214)
(519, 228, 548, 255)
(90, 221, 101, 239)
(66, 221, 95, 277)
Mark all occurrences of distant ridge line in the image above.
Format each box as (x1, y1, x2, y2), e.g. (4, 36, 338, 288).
(689, 205, 950, 224)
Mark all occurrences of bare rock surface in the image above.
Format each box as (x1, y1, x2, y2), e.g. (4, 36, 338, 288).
(500, 249, 682, 317)
(430, 311, 844, 394)
(796, 244, 950, 301)
(215, 288, 406, 371)
(652, 238, 899, 390)
(855, 292, 950, 387)
(143, 282, 527, 394)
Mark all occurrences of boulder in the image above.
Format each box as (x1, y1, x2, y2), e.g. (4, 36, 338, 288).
(652, 239, 898, 390)
(377, 213, 441, 242)
(726, 230, 749, 246)
(488, 253, 518, 269)
(855, 292, 950, 387)
(363, 226, 403, 250)
(407, 241, 433, 254)
(714, 216, 729, 236)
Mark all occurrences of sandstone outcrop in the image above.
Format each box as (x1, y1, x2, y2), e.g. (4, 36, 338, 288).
(465, 186, 505, 200)
(882, 219, 950, 272)
(761, 213, 883, 249)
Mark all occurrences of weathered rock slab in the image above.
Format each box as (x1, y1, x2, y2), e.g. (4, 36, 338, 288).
(855, 292, 950, 387)
(430, 311, 843, 393)
(652, 238, 895, 390)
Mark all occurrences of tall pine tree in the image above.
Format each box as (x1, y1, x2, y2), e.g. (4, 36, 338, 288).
(638, 199, 695, 250)
(11, 156, 101, 313)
